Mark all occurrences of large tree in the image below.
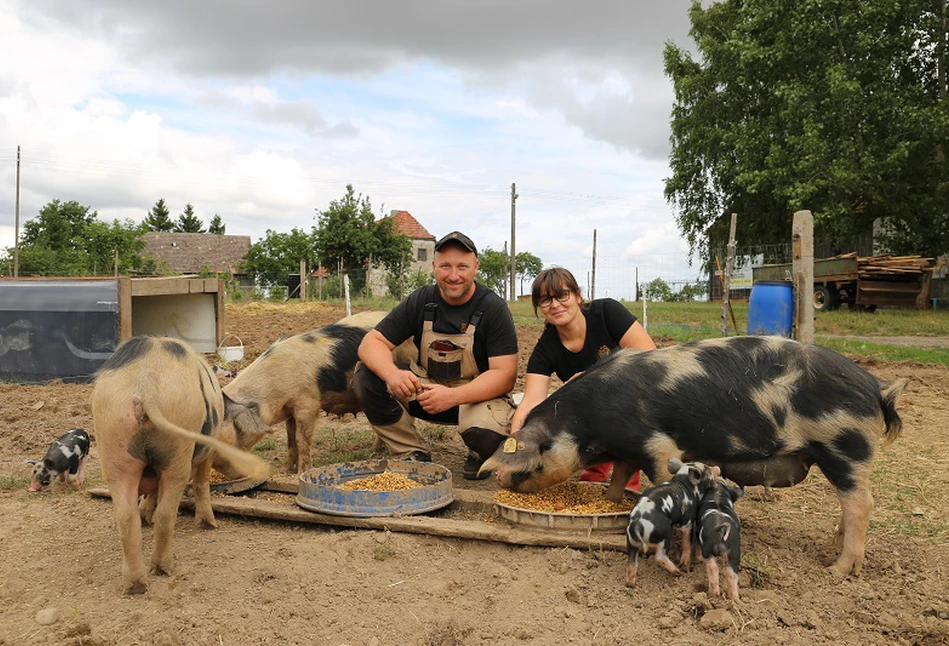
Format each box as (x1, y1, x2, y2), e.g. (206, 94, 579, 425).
(515, 251, 543, 297)
(208, 214, 226, 235)
(175, 203, 205, 233)
(664, 0, 949, 259)
(312, 185, 411, 283)
(477, 248, 511, 298)
(7, 199, 148, 276)
(241, 228, 316, 287)
(144, 198, 174, 232)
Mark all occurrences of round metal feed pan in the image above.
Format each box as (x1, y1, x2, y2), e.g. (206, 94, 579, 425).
(296, 459, 454, 517)
(210, 477, 266, 495)
(494, 484, 635, 534)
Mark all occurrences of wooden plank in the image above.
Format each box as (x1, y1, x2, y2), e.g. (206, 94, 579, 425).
(117, 277, 132, 342)
(130, 277, 190, 296)
(87, 487, 626, 552)
(215, 278, 224, 347)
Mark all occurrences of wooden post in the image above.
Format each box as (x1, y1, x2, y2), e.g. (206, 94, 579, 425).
(14, 145, 20, 278)
(792, 211, 815, 343)
(721, 214, 737, 336)
(299, 260, 307, 302)
(510, 183, 518, 302)
(591, 229, 597, 300)
(117, 277, 132, 342)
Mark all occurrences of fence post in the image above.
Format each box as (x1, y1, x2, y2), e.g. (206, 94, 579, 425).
(792, 211, 814, 343)
(721, 213, 738, 336)
(344, 274, 352, 318)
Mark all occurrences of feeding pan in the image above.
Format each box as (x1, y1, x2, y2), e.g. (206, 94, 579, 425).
(296, 459, 454, 517)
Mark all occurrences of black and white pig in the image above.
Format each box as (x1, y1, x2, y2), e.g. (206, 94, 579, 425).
(695, 478, 744, 600)
(625, 458, 720, 587)
(482, 335, 908, 577)
(219, 311, 415, 475)
(27, 428, 91, 492)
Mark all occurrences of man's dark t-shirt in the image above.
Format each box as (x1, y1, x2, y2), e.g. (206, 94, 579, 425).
(526, 298, 637, 383)
(376, 283, 518, 374)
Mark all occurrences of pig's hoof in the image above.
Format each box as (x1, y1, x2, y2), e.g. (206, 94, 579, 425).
(124, 579, 148, 595)
(826, 562, 852, 580)
(199, 517, 218, 530)
(150, 561, 173, 578)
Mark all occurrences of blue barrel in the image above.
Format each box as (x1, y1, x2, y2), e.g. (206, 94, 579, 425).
(747, 281, 794, 337)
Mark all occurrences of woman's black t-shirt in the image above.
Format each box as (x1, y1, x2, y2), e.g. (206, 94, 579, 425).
(525, 298, 637, 382)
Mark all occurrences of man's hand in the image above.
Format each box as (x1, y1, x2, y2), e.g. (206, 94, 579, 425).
(417, 383, 459, 415)
(385, 369, 424, 401)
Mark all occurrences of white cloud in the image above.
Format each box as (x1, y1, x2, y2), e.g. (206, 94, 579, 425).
(0, 0, 704, 292)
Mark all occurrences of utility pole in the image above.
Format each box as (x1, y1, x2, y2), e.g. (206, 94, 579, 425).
(14, 145, 21, 278)
(509, 183, 518, 302)
(591, 229, 597, 300)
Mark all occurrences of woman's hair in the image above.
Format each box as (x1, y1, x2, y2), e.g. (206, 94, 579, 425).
(530, 267, 585, 316)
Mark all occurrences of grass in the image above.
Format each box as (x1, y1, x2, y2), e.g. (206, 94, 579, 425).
(514, 299, 949, 367)
(0, 475, 30, 491)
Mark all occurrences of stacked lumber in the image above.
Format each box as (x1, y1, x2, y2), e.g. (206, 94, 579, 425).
(830, 252, 935, 278)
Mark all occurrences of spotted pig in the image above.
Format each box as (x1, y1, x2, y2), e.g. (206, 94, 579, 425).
(27, 428, 91, 492)
(695, 478, 744, 599)
(483, 336, 908, 577)
(219, 311, 415, 475)
(625, 458, 719, 588)
(92, 336, 269, 594)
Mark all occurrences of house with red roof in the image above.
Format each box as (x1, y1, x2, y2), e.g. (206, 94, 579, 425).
(368, 210, 436, 297)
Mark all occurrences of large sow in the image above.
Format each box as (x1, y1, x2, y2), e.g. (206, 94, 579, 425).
(220, 311, 415, 474)
(482, 336, 907, 577)
(92, 336, 268, 594)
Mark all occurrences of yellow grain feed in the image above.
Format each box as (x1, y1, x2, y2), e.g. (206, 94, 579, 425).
(337, 472, 422, 492)
(494, 481, 633, 515)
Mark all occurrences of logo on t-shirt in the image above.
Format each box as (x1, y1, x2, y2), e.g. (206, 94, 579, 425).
(597, 345, 611, 360)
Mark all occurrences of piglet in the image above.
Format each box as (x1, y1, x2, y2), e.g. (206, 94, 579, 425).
(27, 428, 91, 492)
(625, 457, 720, 587)
(695, 478, 744, 599)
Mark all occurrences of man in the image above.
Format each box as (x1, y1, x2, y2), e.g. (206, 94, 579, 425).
(352, 231, 518, 479)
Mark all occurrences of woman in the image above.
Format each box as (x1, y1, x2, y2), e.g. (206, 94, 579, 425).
(510, 267, 656, 488)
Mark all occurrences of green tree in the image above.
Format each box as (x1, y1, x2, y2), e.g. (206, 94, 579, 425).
(664, 0, 949, 259)
(477, 248, 511, 298)
(241, 228, 316, 287)
(515, 251, 543, 297)
(6, 200, 148, 276)
(208, 214, 226, 235)
(642, 278, 674, 302)
(313, 185, 411, 291)
(175, 203, 205, 233)
(145, 198, 174, 232)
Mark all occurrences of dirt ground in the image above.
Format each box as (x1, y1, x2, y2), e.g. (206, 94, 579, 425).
(1, 302, 948, 646)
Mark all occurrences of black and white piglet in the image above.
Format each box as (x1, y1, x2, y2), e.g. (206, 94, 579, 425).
(695, 478, 744, 600)
(625, 458, 720, 587)
(27, 428, 91, 492)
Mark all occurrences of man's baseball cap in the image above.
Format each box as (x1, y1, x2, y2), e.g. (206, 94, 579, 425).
(434, 231, 478, 255)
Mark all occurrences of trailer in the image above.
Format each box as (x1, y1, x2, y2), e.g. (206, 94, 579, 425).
(752, 254, 934, 312)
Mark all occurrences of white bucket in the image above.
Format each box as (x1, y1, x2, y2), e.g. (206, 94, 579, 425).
(217, 334, 244, 362)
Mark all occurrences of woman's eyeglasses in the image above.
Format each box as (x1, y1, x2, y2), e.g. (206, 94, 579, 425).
(537, 292, 572, 309)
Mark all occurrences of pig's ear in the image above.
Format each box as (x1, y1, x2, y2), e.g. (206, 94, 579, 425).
(728, 484, 744, 501)
(667, 457, 683, 474)
(226, 398, 270, 436)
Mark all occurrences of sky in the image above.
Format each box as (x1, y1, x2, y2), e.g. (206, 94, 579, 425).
(0, 0, 705, 298)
